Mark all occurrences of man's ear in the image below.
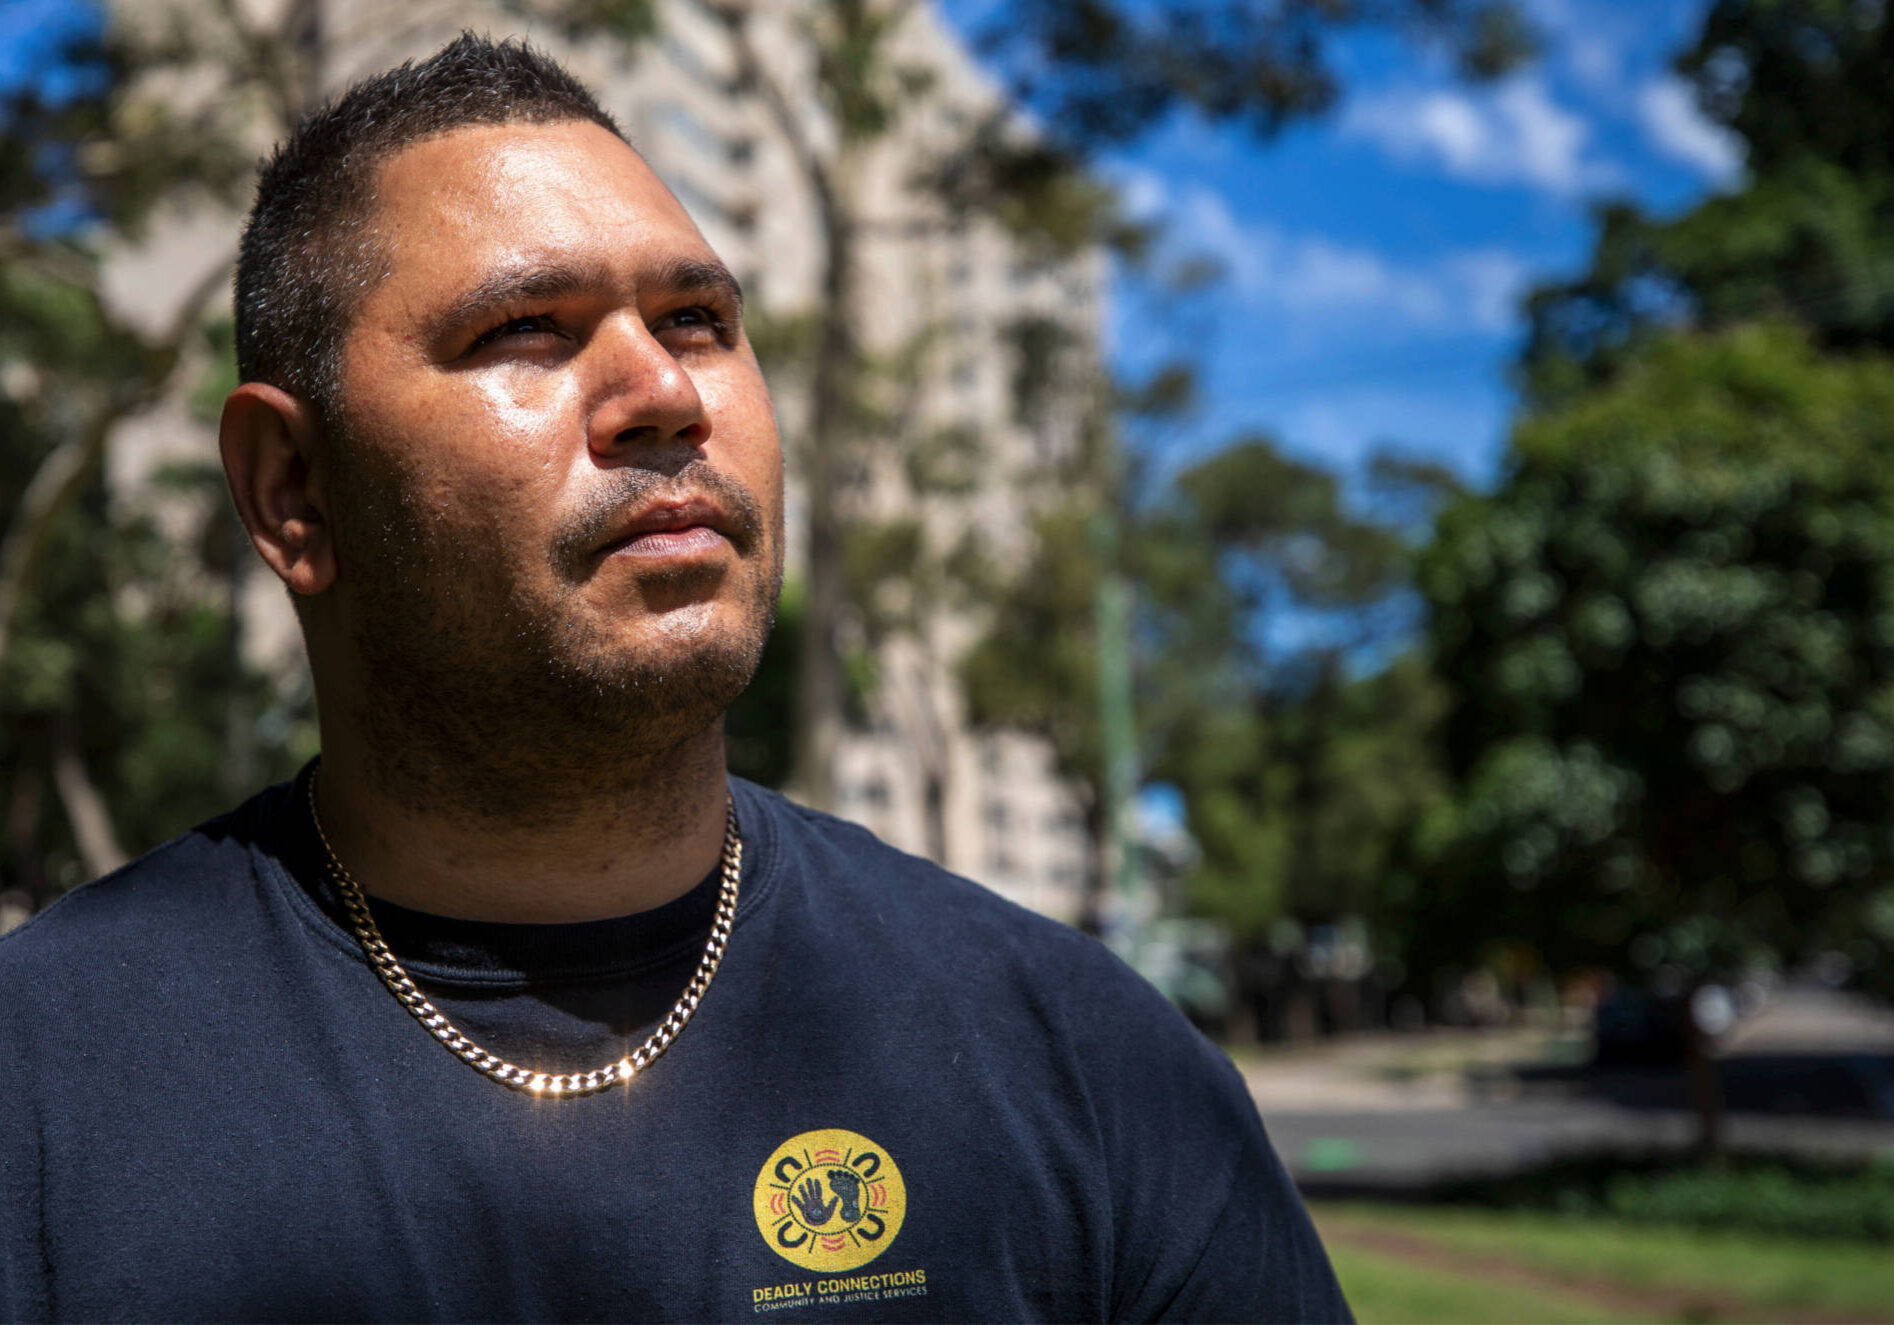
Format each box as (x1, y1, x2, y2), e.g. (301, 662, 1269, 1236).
(219, 382, 336, 597)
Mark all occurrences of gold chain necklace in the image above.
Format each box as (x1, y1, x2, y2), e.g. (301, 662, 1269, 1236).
(306, 766, 741, 1098)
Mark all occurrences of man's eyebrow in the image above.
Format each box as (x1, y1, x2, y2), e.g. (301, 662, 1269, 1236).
(651, 257, 745, 315)
(430, 259, 616, 337)
(429, 256, 744, 338)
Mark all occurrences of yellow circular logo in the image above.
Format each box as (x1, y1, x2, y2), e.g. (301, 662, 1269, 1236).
(753, 1129, 906, 1272)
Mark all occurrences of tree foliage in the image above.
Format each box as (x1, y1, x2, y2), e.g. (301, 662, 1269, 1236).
(1416, 324, 1894, 985)
(976, 0, 1532, 146)
(0, 12, 314, 899)
(1523, 0, 1894, 404)
(0, 0, 1534, 908)
(1463, 0, 1894, 1011)
(965, 430, 1431, 941)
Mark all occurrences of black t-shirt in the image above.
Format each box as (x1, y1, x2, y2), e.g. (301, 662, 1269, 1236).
(0, 770, 1350, 1323)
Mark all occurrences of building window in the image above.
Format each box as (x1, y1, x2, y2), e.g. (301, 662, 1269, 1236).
(654, 101, 732, 163)
(661, 32, 730, 92)
(667, 175, 729, 230)
(980, 742, 1003, 776)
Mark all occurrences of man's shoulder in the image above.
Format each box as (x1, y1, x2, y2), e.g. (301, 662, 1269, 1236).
(738, 777, 1107, 956)
(735, 777, 1209, 1053)
(0, 787, 278, 983)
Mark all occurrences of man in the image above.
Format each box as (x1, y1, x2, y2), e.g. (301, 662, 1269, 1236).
(0, 35, 1348, 1323)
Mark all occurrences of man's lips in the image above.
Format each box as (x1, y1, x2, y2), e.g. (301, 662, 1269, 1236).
(595, 498, 735, 561)
(553, 468, 764, 579)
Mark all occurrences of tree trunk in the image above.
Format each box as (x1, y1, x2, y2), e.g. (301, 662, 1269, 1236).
(911, 656, 950, 864)
(0, 260, 227, 668)
(1286, 652, 1341, 921)
(1684, 991, 1727, 1162)
(714, 0, 862, 813)
(790, 147, 860, 811)
(51, 726, 127, 880)
(1283, 977, 1318, 1043)
(5, 756, 46, 904)
(0, 411, 109, 664)
(1079, 792, 1108, 935)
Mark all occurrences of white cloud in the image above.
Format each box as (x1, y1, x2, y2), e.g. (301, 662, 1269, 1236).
(1341, 75, 1621, 197)
(1113, 164, 1170, 222)
(1566, 32, 1625, 94)
(1167, 187, 1530, 334)
(1637, 76, 1744, 184)
(1444, 250, 1534, 332)
(1270, 389, 1510, 476)
(1522, 0, 1629, 95)
(1174, 187, 1263, 289)
(1281, 237, 1444, 319)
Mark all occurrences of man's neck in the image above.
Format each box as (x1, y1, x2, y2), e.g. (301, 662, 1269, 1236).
(310, 725, 732, 924)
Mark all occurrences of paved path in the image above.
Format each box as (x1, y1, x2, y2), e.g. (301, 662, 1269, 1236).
(1266, 1101, 1894, 1190)
(1239, 986, 1894, 1189)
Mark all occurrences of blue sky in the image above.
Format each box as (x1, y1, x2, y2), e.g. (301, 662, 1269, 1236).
(949, 0, 1743, 491)
(3, 0, 1738, 496)
(0, 0, 99, 100)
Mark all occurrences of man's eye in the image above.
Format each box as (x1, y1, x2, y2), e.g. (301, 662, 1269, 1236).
(469, 314, 562, 350)
(659, 306, 728, 339)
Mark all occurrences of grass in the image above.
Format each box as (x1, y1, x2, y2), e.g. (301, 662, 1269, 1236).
(1312, 1202, 1894, 1324)
(1434, 1151, 1894, 1241)
(1325, 1241, 1646, 1324)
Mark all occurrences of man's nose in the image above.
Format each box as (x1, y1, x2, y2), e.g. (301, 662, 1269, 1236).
(585, 314, 710, 457)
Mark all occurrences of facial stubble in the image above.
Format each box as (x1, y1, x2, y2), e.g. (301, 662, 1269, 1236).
(324, 425, 782, 824)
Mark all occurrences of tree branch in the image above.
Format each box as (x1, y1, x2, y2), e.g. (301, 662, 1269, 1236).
(211, 0, 298, 129)
(708, 1, 838, 222)
(51, 726, 128, 879)
(0, 257, 231, 663)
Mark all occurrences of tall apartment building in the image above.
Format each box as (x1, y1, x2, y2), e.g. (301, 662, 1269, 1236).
(104, 0, 1100, 923)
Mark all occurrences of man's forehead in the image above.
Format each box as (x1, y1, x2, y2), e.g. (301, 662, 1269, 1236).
(363, 119, 720, 307)
(377, 122, 692, 240)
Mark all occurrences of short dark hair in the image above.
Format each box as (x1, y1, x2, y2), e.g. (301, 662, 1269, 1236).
(234, 33, 623, 419)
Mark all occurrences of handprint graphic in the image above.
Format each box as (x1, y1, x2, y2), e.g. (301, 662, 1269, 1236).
(756, 1129, 907, 1273)
(789, 1175, 837, 1227)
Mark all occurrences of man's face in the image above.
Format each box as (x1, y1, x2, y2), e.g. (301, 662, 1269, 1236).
(323, 119, 783, 776)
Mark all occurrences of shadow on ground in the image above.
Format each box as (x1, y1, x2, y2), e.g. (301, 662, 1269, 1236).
(1510, 1052, 1894, 1119)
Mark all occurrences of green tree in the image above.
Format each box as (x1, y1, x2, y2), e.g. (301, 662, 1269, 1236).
(1144, 442, 1439, 1032)
(1523, 0, 1894, 404)
(0, 11, 309, 895)
(1477, 0, 1894, 1147)
(1416, 324, 1894, 1147)
(0, 1, 658, 898)
(966, 430, 1428, 961)
(976, 0, 1533, 142)
(712, 0, 1529, 809)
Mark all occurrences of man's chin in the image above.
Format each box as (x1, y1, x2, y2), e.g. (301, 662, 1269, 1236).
(347, 558, 778, 809)
(358, 633, 763, 819)
(579, 572, 780, 699)
(647, 599, 722, 644)
(560, 626, 767, 731)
